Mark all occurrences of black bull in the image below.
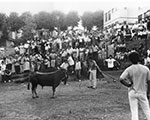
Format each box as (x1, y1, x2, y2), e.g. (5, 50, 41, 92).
(27, 69, 68, 98)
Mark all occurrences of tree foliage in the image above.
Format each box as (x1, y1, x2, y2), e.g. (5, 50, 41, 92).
(81, 10, 103, 31)
(92, 10, 103, 29)
(65, 11, 80, 27)
(51, 11, 67, 31)
(0, 13, 8, 46)
(20, 12, 37, 42)
(34, 11, 54, 30)
(81, 12, 94, 31)
(0, 13, 7, 30)
(7, 12, 24, 31)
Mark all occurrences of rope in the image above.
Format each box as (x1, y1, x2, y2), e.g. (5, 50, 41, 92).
(36, 69, 59, 75)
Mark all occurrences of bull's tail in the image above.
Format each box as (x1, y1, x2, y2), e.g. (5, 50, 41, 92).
(27, 82, 30, 90)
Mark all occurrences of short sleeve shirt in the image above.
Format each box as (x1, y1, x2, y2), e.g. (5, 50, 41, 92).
(120, 64, 150, 93)
(105, 58, 116, 68)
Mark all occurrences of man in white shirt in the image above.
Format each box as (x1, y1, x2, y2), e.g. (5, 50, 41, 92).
(60, 60, 69, 85)
(119, 51, 150, 120)
(75, 58, 81, 81)
(67, 54, 75, 74)
(105, 55, 119, 70)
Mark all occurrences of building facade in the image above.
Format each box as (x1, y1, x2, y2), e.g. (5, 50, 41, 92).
(104, 6, 142, 29)
(138, 6, 150, 22)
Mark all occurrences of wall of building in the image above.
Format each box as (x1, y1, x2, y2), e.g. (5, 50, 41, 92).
(104, 6, 142, 29)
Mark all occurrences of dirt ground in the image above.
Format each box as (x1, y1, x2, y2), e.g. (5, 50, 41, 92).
(0, 70, 148, 120)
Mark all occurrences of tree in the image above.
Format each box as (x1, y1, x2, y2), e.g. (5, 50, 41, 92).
(81, 12, 94, 31)
(0, 13, 7, 30)
(20, 12, 37, 42)
(7, 12, 24, 32)
(51, 11, 67, 31)
(34, 11, 54, 31)
(65, 11, 80, 27)
(92, 10, 103, 29)
(0, 13, 8, 46)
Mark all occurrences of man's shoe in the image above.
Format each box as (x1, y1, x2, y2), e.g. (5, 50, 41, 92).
(91, 86, 96, 89)
(87, 86, 92, 88)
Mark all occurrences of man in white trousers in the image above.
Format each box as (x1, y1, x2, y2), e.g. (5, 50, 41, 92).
(119, 51, 150, 120)
(88, 58, 102, 89)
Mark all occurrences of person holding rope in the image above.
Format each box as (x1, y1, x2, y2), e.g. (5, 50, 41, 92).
(60, 59, 69, 85)
(87, 58, 103, 89)
(119, 51, 150, 120)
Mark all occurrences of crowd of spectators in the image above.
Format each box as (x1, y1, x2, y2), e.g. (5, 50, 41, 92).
(0, 19, 150, 83)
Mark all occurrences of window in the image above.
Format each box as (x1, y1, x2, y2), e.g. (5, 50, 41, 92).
(138, 14, 142, 23)
(105, 13, 107, 22)
(108, 11, 111, 21)
(144, 10, 150, 21)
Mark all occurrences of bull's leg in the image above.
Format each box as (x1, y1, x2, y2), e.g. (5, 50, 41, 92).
(34, 87, 39, 98)
(32, 90, 35, 98)
(32, 84, 38, 99)
(51, 87, 56, 99)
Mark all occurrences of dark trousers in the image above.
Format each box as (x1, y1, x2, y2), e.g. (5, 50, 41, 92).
(15, 65, 20, 74)
(75, 70, 81, 80)
(2, 74, 11, 82)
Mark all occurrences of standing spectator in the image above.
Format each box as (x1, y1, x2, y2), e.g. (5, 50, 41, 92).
(67, 54, 75, 74)
(50, 50, 57, 68)
(19, 43, 25, 55)
(60, 60, 69, 85)
(119, 51, 150, 120)
(104, 55, 119, 70)
(1, 60, 11, 83)
(144, 54, 150, 68)
(23, 54, 30, 73)
(14, 54, 21, 74)
(91, 44, 99, 61)
(75, 57, 81, 81)
(1, 60, 6, 83)
(88, 58, 101, 89)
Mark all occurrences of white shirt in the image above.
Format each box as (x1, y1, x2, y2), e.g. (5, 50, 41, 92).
(144, 57, 150, 65)
(120, 64, 150, 93)
(68, 56, 74, 66)
(1, 64, 6, 73)
(105, 58, 116, 68)
(61, 50, 68, 57)
(75, 61, 81, 70)
(67, 48, 73, 55)
(60, 62, 69, 70)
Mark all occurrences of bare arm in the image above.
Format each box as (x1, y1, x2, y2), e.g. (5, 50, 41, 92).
(119, 78, 133, 87)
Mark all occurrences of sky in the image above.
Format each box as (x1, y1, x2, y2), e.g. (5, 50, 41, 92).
(0, 0, 150, 15)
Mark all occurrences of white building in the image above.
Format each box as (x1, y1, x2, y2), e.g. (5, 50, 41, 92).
(137, 6, 150, 22)
(104, 6, 142, 29)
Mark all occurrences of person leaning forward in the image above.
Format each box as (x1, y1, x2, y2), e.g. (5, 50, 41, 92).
(119, 51, 150, 120)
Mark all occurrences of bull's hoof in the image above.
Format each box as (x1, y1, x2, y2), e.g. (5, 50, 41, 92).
(32, 96, 36, 99)
(51, 96, 56, 99)
(36, 96, 39, 98)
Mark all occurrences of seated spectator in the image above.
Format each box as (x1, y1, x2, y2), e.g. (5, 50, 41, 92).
(1, 60, 11, 83)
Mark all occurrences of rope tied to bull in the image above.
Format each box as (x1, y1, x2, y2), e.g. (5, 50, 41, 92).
(36, 69, 60, 75)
